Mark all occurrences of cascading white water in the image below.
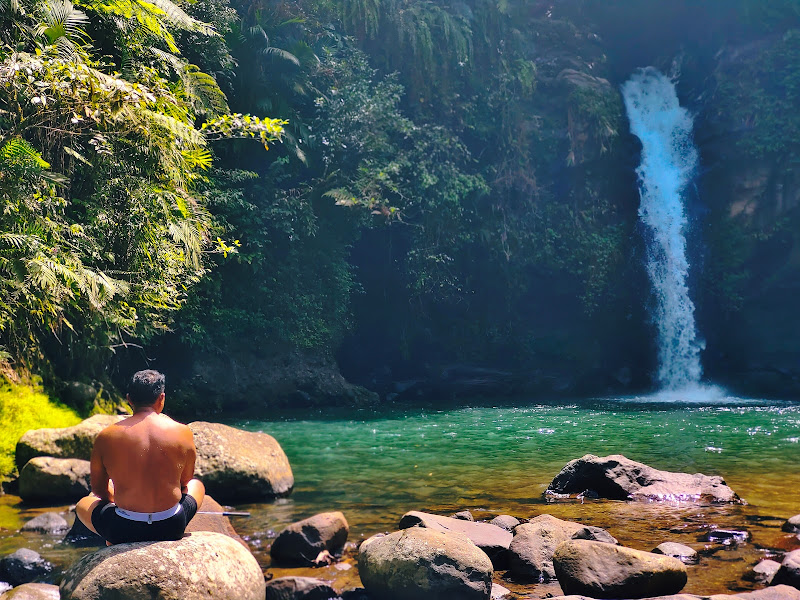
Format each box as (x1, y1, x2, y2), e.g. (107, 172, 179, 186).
(622, 68, 704, 391)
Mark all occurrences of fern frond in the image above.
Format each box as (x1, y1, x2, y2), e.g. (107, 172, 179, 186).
(0, 139, 50, 170)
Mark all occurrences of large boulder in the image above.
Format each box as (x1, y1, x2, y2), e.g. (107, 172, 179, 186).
(15, 415, 123, 469)
(265, 576, 338, 600)
(359, 528, 493, 600)
(17, 457, 90, 503)
(270, 512, 348, 566)
(0, 583, 60, 600)
(398, 511, 513, 567)
(0, 550, 53, 587)
(546, 454, 742, 503)
(60, 531, 265, 600)
(189, 422, 293, 501)
(772, 548, 800, 589)
(507, 514, 583, 580)
(552, 539, 688, 598)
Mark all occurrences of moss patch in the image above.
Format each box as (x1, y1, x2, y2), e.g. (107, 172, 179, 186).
(0, 380, 81, 478)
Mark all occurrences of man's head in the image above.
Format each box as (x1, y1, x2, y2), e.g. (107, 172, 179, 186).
(128, 369, 166, 409)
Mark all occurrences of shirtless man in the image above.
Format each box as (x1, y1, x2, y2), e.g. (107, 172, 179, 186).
(75, 370, 205, 545)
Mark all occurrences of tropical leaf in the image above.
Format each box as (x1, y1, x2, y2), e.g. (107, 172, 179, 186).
(0, 139, 50, 170)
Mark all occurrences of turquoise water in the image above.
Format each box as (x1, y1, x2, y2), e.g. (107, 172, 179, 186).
(1, 397, 799, 597)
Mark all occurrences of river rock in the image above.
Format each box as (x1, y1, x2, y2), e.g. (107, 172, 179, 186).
(507, 514, 583, 580)
(553, 539, 688, 598)
(709, 586, 800, 599)
(20, 513, 68, 534)
(489, 515, 519, 532)
(60, 531, 265, 600)
(0, 550, 53, 587)
(189, 422, 294, 501)
(399, 510, 513, 567)
(265, 576, 338, 600)
(18, 457, 90, 503)
(358, 528, 493, 600)
(546, 454, 742, 503)
(270, 512, 349, 566)
(772, 548, 800, 588)
(453, 511, 474, 521)
(15, 415, 123, 469)
(571, 526, 618, 545)
(0, 583, 60, 600)
(653, 542, 699, 565)
(783, 514, 800, 533)
(744, 559, 782, 584)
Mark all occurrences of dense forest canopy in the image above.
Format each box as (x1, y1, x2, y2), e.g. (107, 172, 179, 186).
(2, 0, 800, 411)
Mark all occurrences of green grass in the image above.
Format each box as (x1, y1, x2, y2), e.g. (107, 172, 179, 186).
(0, 380, 82, 478)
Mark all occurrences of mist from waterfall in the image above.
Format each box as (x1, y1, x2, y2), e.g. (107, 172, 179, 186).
(622, 68, 704, 392)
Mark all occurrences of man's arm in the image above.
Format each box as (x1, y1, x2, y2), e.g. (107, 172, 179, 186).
(179, 426, 197, 494)
(90, 433, 111, 501)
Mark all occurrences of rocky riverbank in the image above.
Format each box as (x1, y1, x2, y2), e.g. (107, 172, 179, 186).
(1, 417, 799, 599)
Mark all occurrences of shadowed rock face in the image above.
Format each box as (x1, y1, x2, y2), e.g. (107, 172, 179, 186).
(546, 454, 742, 503)
(59, 531, 265, 600)
(189, 422, 294, 502)
(772, 549, 800, 589)
(359, 528, 493, 600)
(15, 416, 124, 470)
(270, 512, 349, 566)
(553, 539, 688, 599)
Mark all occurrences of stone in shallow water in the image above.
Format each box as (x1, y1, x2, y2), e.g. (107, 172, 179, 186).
(546, 454, 742, 503)
(18, 458, 90, 503)
(772, 548, 800, 589)
(507, 514, 583, 580)
(552, 539, 688, 599)
(0, 550, 53, 587)
(744, 559, 781, 584)
(783, 514, 800, 533)
(270, 511, 349, 566)
(264, 576, 337, 600)
(20, 513, 68, 534)
(652, 542, 699, 565)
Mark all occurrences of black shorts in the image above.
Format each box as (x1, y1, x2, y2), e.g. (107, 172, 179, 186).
(91, 494, 198, 545)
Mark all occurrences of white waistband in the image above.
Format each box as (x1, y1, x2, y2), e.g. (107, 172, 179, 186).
(115, 502, 181, 524)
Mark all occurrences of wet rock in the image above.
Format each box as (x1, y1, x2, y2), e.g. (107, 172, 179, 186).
(571, 526, 618, 545)
(0, 550, 53, 587)
(270, 512, 349, 566)
(653, 542, 699, 565)
(702, 529, 751, 545)
(508, 514, 583, 580)
(709, 586, 800, 599)
(15, 415, 123, 469)
(772, 548, 800, 588)
(398, 510, 512, 568)
(0, 583, 60, 600)
(453, 511, 474, 521)
(784, 514, 800, 534)
(489, 515, 519, 532)
(358, 527, 493, 600)
(20, 513, 68, 534)
(265, 576, 338, 600)
(60, 531, 265, 600)
(546, 454, 742, 503)
(490, 583, 512, 599)
(552, 539, 688, 598)
(189, 422, 294, 501)
(744, 559, 782, 585)
(17, 457, 90, 503)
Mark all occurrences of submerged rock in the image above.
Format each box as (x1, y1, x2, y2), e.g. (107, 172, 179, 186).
(265, 576, 338, 600)
(0, 550, 53, 587)
(359, 528, 493, 600)
(507, 514, 583, 580)
(552, 539, 688, 598)
(546, 454, 742, 503)
(189, 421, 294, 501)
(270, 512, 349, 566)
(18, 457, 90, 503)
(60, 531, 265, 600)
(398, 510, 512, 568)
(0, 583, 60, 600)
(15, 415, 123, 469)
(20, 513, 68, 534)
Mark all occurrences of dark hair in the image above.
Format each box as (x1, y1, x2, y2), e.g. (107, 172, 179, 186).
(128, 370, 165, 407)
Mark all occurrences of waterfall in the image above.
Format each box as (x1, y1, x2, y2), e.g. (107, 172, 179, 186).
(622, 68, 704, 391)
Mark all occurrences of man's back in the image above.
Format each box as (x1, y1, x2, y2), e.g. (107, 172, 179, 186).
(94, 412, 195, 513)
